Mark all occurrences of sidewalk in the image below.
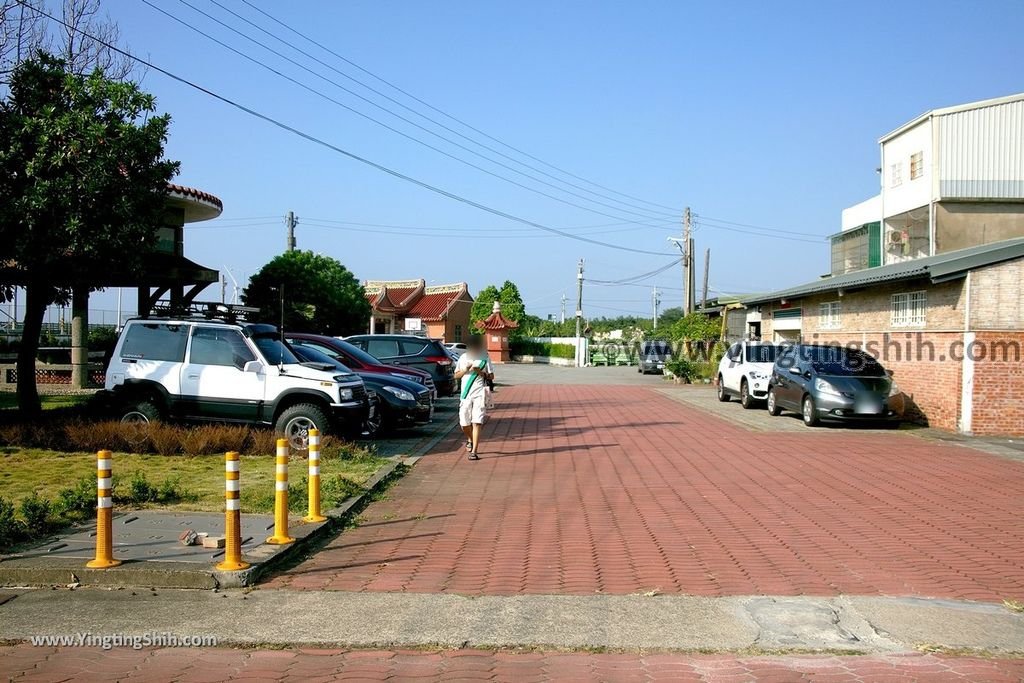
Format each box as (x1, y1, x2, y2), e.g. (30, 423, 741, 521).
(3, 645, 1023, 682)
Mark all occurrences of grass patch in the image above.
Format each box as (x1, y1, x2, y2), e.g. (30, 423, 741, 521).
(0, 393, 92, 411)
(0, 447, 387, 515)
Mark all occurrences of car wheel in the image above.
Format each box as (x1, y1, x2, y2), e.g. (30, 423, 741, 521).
(716, 375, 730, 402)
(276, 403, 330, 451)
(740, 379, 754, 409)
(802, 395, 819, 427)
(120, 399, 162, 447)
(362, 405, 386, 438)
(766, 388, 781, 416)
(120, 399, 161, 424)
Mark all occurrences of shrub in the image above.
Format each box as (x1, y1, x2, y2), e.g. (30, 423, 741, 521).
(88, 326, 119, 354)
(321, 474, 364, 507)
(510, 340, 576, 360)
(63, 420, 127, 453)
(665, 358, 697, 382)
(55, 477, 97, 520)
(0, 496, 24, 549)
(246, 428, 281, 457)
(147, 423, 183, 456)
(120, 470, 157, 505)
(19, 492, 53, 537)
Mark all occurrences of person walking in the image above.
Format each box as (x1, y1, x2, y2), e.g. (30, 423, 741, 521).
(454, 336, 494, 460)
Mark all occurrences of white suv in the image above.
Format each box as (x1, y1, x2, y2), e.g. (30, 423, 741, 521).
(105, 317, 369, 447)
(717, 341, 779, 409)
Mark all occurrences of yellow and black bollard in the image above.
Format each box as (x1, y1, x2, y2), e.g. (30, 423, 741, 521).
(266, 438, 295, 544)
(86, 450, 121, 569)
(215, 451, 250, 571)
(304, 429, 326, 523)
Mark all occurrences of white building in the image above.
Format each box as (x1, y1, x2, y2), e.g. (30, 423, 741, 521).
(831, 93, 1024, 275)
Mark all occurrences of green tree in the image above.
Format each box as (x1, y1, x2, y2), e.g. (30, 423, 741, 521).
(658, 306, 685, 327)
(0, 54, 178, 413)
(668, 313, 721, 341)
(470, 280, 526, 333)
(242, 250, 369, 336)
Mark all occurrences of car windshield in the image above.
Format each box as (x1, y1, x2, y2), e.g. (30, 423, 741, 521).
(291, 345, 354, 375)
(745, 345, 778, 363)
(800, 347, 886, 377)
(250, 333, 300, 365)
(642, 342, 671, 359)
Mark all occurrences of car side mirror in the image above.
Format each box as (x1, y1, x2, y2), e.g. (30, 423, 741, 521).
(243, 360, 263, 374)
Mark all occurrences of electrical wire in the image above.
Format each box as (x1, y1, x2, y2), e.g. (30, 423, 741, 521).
(588, 258, 681, 285)
(695, 214, 823, 238)
(155, 0, 677, 227)
(19, 2, 675, 256)
(210, 0, 680, 221)
(237, 0, 684, 215)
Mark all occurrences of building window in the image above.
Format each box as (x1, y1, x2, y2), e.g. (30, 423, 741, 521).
(891, 291, 926, 327)
(910, 151, 924, 180)
(819, 302, 841, 329)
(890, 162, 903, 187)
(454, 325, 463, 342)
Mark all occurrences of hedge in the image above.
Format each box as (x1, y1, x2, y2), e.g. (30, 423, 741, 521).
(510, 340, 576, 359)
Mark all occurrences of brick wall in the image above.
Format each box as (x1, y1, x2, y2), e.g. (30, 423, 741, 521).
(969, 258, 1024, 329)
(969, 331, 1024, 436)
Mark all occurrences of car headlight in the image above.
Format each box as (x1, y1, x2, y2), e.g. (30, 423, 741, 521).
(889, 380, 901, 397)
(382, 386, 415, 401)
(814, 378, 842, 396)
(339, 388, 354, 401)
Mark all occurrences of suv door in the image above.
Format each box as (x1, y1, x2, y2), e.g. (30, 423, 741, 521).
(179, 326, 265, 421)
(722, 343, 743, 392)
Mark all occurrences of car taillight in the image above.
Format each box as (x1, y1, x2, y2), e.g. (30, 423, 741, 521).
(425, 355, 452, 366)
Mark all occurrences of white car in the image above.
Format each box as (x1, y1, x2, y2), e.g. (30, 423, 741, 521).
(445, 342, 467, 359)
(717, 341, 779, 409)
(105, 314, 370, 448)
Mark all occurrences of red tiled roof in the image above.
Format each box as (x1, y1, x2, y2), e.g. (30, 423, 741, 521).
(407, 291, 460, 322)
(478, 311, 519, 330)
(365, 281, 471, 320)
(166, 183, 223, 210)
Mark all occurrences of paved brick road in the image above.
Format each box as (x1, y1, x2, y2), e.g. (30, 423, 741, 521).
(266, 384, 1024, 600)
(2, 646, 1023, 682)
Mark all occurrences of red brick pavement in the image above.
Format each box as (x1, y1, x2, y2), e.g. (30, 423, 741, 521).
(265, 385, 1024, 600)
(2, 646, 1022, 682)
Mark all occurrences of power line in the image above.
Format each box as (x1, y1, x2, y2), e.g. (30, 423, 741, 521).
(297, 220, 662, 240)
(237, 0, 683, 216)
(588, 258, 681, 285)
(21, 2, 673, 257)
(154, 0, 676, 227)
(208, 0, 680, 222)
(693, 217, 824, 243)
(695, 214, 823, 238)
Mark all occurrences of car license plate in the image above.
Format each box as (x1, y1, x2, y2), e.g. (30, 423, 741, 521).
(855, 400, 882, 415)
(656, 363, 664, 368)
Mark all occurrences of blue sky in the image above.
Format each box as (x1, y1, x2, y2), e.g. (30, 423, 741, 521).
(81, 0, 1024, 321)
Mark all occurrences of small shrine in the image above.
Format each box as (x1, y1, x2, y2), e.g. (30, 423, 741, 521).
(477, 300, 518, 363)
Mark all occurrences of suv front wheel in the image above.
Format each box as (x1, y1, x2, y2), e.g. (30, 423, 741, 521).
(276, 403, 330, 450)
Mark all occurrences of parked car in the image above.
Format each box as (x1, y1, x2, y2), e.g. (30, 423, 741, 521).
(445, 342, 468, 359)
(290, 344, 432, 436)
(638, 340, 672, 374)
(104, 317, 370, 448)
(766, 344, 904, 427)
(717, 341, 779, 408)
(345, 334, 456, 396)
(285, 333, 436, 397)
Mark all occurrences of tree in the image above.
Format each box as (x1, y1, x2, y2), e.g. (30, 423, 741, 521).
(0, 54, 178, 413)
(658, 306, 685, 327)
(668, 313, 721, 341)
(470, 280, 525, 333)
(242, 250, 370, 336)
(2, 0, 136, 85)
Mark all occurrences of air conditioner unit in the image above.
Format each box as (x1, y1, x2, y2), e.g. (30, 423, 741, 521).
(888, 230, 909, 246)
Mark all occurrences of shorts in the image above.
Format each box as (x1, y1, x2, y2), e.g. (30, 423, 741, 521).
(459, 393, 487, 427)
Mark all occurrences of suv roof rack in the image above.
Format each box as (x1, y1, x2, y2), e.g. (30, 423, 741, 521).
(146, 301, 262, 324)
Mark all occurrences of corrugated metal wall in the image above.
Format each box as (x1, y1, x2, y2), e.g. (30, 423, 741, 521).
(938, 99, 1024, 199)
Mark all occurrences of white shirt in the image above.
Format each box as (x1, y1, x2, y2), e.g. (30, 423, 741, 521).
(456, 352, 493, 401)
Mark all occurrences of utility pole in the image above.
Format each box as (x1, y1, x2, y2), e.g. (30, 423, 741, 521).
(575, 259, 584, 367)
(286, 211, 298, 251)
(652, 286, 661, 331)
(560, 294, 567, 325)
(682, 207, 694, 315)
(701, 248, 710, 312)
